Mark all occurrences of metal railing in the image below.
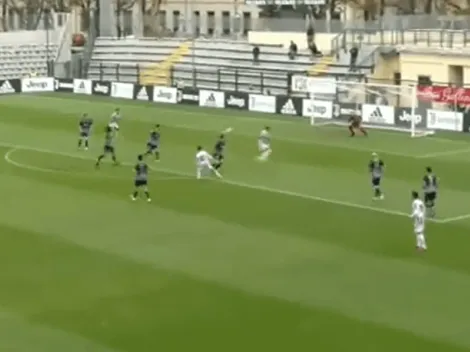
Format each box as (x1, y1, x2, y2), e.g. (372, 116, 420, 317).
(331, 28, 470, 56)
(87, 62, 371, 93)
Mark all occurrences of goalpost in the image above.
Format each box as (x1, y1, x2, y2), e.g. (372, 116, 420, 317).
(307, 80, 436, 138)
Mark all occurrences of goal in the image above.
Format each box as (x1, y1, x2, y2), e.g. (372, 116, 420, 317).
(307, 80, 435, 138)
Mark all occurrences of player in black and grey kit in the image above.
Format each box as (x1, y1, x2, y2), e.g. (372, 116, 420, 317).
(131, 154, 151, 202)
(95, 126, 118, 168)
(144, 124, 160, 161)
(369, 152, 385, 200)
(78, 113, 93, 150)
(212, 134, 226, 170)
(423, 166, 438, 217)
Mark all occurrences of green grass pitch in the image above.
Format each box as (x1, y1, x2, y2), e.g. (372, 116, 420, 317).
(0, 93, 470, 351)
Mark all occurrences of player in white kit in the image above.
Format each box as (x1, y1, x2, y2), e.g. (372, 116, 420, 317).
(109, 108, 121, 131)
(411, 191, 427, 251)
(258, 126, 272, 161)
(195, 146, 222, 179)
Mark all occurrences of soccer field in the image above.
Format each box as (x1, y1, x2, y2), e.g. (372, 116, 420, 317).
(1, 93, 470, 352)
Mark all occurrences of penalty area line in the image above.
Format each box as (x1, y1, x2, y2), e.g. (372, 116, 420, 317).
(0, 141, 445, 223)
(417, 147, 470, 159)
(3, 147, 191, 182)
(438, 213, 470, 224)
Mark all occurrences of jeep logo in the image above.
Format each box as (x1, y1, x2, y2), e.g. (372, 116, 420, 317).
(156, 90, 173, 99)
(227, 96, 245, 107)
(94, 84, 109, 94)
(399, 111, 422, 124)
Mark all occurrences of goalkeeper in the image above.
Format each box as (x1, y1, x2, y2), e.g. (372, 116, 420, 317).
(348, 114, 368, 137)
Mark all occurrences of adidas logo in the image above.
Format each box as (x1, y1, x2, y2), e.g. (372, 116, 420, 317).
(281, 99, 297, 115)
(368, 107, 385, 122)
(0, 80, 14, 94)
(205, 93, 216, 106)
(136, 87, 148, 100)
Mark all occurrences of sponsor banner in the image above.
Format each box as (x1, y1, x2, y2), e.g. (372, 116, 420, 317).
(361, 104, 395, 125)
(225, 92, 248, 110)
(302, 99, 333, 119)
(73, 79, 92, 95)
(133, 84, 153, 101)
(291, 75, 336, 95)
(0, 79, 19, 94)
(153, 86, 177, 104)
(249, 94, 276, 113)
(199, 90, 225, 108)
(394, 107, 427, 128)
(21, 77, 54, 93)
(277, 96, 302, 116)
(92, 81, 111, 96)
(54, 78, 73, 92)
(111, 82, 133, 99)
(418, 86, 470, 105)
(177, 87, 199, 105)
(426, 109, 463, 131)
(332, 102, 361, 119)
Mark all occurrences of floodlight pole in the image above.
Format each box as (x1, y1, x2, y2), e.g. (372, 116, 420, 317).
(190, 0, 196, 87)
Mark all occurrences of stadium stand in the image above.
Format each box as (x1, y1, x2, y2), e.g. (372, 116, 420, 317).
(87, 37, 372, 95)
(0, 30, 61, 79)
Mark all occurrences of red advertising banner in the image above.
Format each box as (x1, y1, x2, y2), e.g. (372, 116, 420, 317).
(417, 86, 470, 105)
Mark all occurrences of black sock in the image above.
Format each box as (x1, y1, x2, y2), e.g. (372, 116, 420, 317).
(155, 152, 160, 160)
(145, 191, 150, 199)
(78, 139, 82, 147)
(112, 155, 117, 164)
(96, 154, 104, 165)
(133, 191, 138, 198)
(374, 188, 381, 197)
(85, 140, 89, 148)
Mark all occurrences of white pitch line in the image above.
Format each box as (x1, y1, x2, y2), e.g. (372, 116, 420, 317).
(3, 146, 191, 182)
(0, 141, 450, 223)
(418, 147, 470, 159)
(436, 213, 470, 224)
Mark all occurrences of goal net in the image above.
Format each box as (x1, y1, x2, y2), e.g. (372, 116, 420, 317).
(305, 80, 435, 138)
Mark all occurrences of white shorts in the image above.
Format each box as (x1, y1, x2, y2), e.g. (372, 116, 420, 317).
(414, 226, 424, 235)
(258, 142, 270, 152)
(109, 122, 119, 130)
(197, 161, 213, 170)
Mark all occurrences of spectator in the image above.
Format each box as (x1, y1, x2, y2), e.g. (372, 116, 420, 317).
(288, 40, 298, 60)
(349, 46, 358, 71)
(306, 25, 315, 46)
(309, 42, 322, 57)
(252, 45, 260, 64)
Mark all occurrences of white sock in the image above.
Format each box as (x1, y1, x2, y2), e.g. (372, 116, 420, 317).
(196, 167, 202, 179)
(418, 234, 427, 250)
(259, 149, 271, 160)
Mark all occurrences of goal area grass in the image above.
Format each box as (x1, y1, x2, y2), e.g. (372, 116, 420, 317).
(0, 93, 470, 352)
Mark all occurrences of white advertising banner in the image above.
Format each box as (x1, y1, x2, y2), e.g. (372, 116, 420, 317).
(248, 94, 276, 113)
(361, 104, 395, 125)
(21, 77, 54, 93)
(73, 79, 92, 95)
(153, 86, 178, 104)
(199, 90, 225, 108)
(302, 99, 333, 119)
(111, 82, 133, 99)
(426, 109, 463, 131)
(291, 76, 336, 95)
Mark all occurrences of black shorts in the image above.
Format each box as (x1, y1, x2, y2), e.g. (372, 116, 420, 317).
(424, 192, 436, 205)
(213, 153, 224, 162)
(104, 145, 114, 154)
(147, 143, 159, 151)
(80, 132, 89, 138)
(372, 177, 381, 187)
(134, 179, 147, 187)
